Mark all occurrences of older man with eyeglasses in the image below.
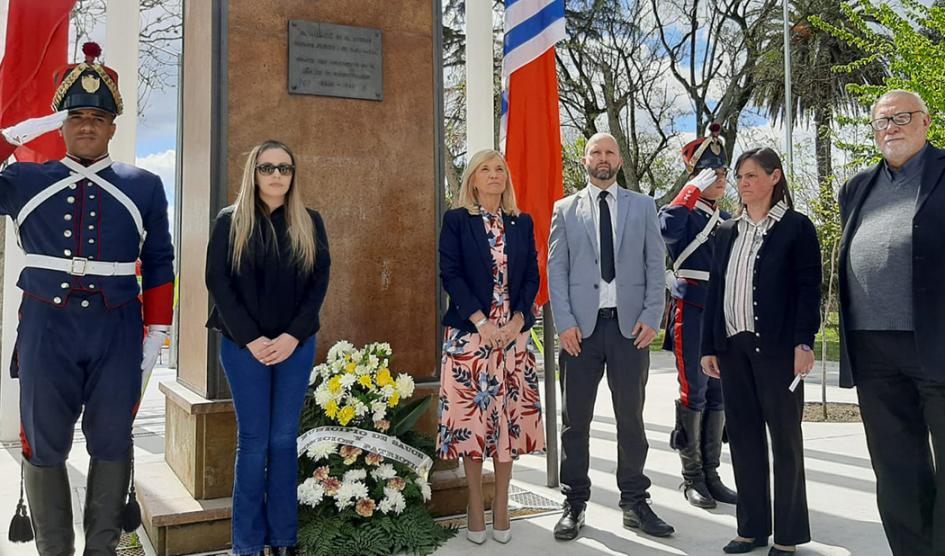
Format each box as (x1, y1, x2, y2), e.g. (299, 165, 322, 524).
(838, 89, 945, 556)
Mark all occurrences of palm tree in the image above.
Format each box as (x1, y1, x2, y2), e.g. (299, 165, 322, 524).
(751, 0, 886, 185)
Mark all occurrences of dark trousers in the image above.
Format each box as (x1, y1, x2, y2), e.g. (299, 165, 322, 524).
(718, 332, 810, 546)
(665, 298, 723, 411)
(17, 294, 143, 466)
(220, 335, 317, 555)
(850, 331, 945, 556)
(559, 313, 651, 509)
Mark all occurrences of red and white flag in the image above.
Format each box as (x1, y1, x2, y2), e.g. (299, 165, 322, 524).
(500, 0, 566, 307)
(0, 0, 74, 162)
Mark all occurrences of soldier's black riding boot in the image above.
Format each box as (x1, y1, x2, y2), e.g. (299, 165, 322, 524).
(83, 455, 131, 555)
(24, 459, 76, 556)
(703, 409, 738, 505)
(672, 401, 716, 509)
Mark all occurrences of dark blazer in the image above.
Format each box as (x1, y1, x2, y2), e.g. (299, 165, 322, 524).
(439, 207, 540, 333)
(701, 208, 822, 357)
(837, 143, 945, 387)
(206, 206, 331, 347)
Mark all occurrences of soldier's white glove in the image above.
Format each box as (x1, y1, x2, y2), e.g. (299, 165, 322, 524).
(1, 110, 68, 146)
(688, 168, 719, 192)
(141, 325, 169, 374)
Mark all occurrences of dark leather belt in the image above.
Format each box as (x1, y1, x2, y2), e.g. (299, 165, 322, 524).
(598, 307, 618, 319)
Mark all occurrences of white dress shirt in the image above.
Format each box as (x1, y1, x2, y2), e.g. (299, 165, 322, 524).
(587, 181, 618, 309)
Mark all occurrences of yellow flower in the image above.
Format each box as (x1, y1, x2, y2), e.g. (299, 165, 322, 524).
(325, 400, 339, 418)
(338, 405, 356, 426)
(358, 374, 374, 389)
(345, 362, 357, 374)
(388, 392, 400, 408)
(327, 376, 342, 394)
(376, 367, 393, 387)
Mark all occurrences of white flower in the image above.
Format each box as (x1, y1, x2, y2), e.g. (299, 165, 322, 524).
(328, 340, 355, 362)
(379, 487, 406, 514)
(343, 468, 368, 482)
(334, 480, 369, 510)
(309, 367, 322, 385)
(340, 373, 357, 388)
(371, 463, 397, 481)
(355, 364, 371, 376)
(395, 374, 415, 398)
(371, 401, 388, 422)
(381, 384, 396, 398)
(415, 476, 432, 502)
(297, 478, 325, 507)
(368, 354, 379, 368)
(354, 400, 369, 417)
(314, 384, 334, 406)
(305, 442, 336, 461)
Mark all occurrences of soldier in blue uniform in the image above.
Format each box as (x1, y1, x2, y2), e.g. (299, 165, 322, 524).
(0, 42, 175, 555)
(660, 124, 738, 509)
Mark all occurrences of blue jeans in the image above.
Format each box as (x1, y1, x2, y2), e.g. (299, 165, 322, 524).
(220, 335, 316, 554)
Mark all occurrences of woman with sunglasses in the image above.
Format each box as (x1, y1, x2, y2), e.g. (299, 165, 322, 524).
(206, 140, 331, 556)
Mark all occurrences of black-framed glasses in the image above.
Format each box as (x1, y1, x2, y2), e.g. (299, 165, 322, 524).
(256, 163, 295, 176)
(869, 110, 925, 131)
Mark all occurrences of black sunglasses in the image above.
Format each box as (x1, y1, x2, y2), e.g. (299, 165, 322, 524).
(256, 163, 295, 176)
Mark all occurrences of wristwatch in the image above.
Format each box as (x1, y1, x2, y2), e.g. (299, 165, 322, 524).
(474, 316, 488, 329)
(798, 344, 812, 352)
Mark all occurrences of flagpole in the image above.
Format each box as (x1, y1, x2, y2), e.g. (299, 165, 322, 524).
(783, 0, 794, 177)
(465, 0, 495, 153)
(542, 305, 559, 487)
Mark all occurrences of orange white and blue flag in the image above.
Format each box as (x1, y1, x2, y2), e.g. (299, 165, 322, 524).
(500, 0, 565, 307)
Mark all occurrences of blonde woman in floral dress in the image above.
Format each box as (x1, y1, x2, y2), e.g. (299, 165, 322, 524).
(437, 149, 546, 545)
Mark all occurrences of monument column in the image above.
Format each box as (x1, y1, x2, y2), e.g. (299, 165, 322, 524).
(140, 2, 446, 554)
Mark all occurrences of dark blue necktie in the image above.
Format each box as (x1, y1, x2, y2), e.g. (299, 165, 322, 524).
(599, 190, 615, 283)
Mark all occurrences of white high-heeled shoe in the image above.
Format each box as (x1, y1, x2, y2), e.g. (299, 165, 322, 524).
(466, 507, 487, 544)
(492, 526, 511, 544)
(466, 528, 487, 544)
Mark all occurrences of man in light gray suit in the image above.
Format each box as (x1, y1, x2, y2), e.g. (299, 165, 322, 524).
(548, 132, 671, 541)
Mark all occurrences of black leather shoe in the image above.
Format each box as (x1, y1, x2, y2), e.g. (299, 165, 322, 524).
(768, 547, 795, 555)
(273, 547, 297, 556)
(707, 477, 738, 505)
(622, 501, 674, 537)
(722, 538, 768, 553)
(683, 480, 717, 509)
(553, 505, 585, 540)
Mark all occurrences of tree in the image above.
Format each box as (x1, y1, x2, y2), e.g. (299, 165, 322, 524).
(69, 0, 182, 113)
(811, 0, 945, 152)
(751, 0, 885, 188)
(650, 0, 782, 204)
(556, 0, 685, 196)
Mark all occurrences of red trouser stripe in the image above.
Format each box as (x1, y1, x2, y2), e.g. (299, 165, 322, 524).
(19, 423, 32, 460)
(674, 300, 691, 406)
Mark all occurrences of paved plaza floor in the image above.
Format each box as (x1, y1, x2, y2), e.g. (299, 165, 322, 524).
(0, 352, 889, 555)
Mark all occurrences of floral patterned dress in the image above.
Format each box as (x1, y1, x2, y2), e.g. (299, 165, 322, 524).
(436, 209, 545, 462)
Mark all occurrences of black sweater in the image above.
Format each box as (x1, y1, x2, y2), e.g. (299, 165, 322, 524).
(205, 205, 331, 347)
(701, 208, 822, 357)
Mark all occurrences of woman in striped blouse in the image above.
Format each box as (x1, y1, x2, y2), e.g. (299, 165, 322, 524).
(699, 147, 822, 556)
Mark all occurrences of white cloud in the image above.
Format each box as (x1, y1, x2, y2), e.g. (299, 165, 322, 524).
(136, 149, 176, 206)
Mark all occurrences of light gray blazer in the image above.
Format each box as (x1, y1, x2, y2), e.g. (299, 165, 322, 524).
(547, 184, 666, 339)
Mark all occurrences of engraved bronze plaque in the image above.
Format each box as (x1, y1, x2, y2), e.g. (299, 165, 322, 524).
(288, 20, 383, 101)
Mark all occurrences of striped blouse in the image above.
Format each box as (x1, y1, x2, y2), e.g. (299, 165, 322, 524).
(723, 200, 789, 337)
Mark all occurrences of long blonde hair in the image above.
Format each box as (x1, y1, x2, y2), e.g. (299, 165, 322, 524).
(454, 149, 520, 215)
(229, 140, 317, 274)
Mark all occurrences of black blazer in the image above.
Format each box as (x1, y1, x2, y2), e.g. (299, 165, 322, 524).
(701, 208, 822, 357)
(439, 207, 540, 333)
(205, 206, 331, 347)
(838, 143, 945, 386)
